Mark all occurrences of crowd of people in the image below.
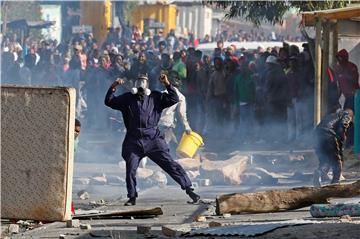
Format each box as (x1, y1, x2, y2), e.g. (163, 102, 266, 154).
(1, 26, 358, 146)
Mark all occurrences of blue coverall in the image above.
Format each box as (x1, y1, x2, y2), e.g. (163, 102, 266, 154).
(104, 84, 192, 198)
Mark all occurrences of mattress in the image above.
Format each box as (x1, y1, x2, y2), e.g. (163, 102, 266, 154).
(1, 86, 76, 221)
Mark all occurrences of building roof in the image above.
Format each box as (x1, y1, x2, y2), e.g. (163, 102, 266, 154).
(302, 5, 360, 26)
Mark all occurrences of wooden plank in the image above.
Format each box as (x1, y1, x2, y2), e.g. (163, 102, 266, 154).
(317, 8, 360, 21)
(73, 207, 163, 219)
(314, 16, 323, 126)
(302, 6, 360, 26)
(321, 20, 330, 116)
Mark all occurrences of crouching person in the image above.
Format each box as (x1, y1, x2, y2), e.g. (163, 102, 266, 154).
(313, 109, 353, 187)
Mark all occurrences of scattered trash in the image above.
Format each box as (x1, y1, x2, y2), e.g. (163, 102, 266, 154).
(64, 233, 80, 236)
(186, 170, 200, 180)
(77, 190, 90, 200)
(199, 179, 211, 186)
(80, 224, 91, 230)
(176, 158, 201, 170)
(240, 173, 262, 185)
(223, 213, 231, 218)
(137, 225, 151, 234)
(209, 221, 222, 228)
(90, 175, 107, 185)
(245, 167, 280, 185)
(8, 224, 19, 234)
(199, 199, 215, 204)
(137, 168, 154, 179)
(195, 215, 207, 222)
(162, 225, 191, 237)
(73, 177, 90, 185)
(89, 199, 107, 207)
(66, 219, 80, 228)
(192, 182, 199, 188)
(149, 171, 167, 187)
(340, 215, 352, 222)
(107, 175, 126, 185)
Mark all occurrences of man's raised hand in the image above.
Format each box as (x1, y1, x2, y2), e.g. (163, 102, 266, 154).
(159, 74, 170, 87)
(111, 78, 125, 89)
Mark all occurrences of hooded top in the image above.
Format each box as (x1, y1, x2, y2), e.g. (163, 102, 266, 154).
(336, 49, 349, 62)
(316, 110, 352, 143)
(334, 49, 359, 97)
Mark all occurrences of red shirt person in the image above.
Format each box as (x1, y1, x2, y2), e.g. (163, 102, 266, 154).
(334, 49, 359, 110)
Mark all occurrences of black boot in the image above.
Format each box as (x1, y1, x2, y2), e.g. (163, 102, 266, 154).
(124, 197, 136, 206)
(186, 187, 200, 203)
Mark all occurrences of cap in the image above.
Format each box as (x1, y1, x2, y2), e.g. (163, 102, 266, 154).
(266, 55, 278, 64)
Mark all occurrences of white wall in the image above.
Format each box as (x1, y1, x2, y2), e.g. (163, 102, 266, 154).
(176, 5, 212, 39)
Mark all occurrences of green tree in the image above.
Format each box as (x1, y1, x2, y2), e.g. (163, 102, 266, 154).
(1, 1, 43, 38)
(1, 1, 42, 22)
(205, 1, 359, 26)
(124, 1, 139, 24)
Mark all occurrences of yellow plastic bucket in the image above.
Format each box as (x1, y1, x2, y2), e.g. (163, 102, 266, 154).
(176, 131, 204, 158)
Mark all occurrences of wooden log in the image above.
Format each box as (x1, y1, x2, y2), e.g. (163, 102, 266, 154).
(216, 180, 360, 215)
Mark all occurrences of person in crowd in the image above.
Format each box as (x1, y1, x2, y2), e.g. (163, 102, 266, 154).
(285, 55, 300, 143)
(104, 74, 200, 206)
(74, 118, 81, 152)
(224, 58, 241, 133)
(156, 40, 167, 60)
(264, 55, 289, 143)
(1, 26, 310, 146)
(129, 52, 150, 81)
(172, 51, 187, 87)
(87, 55, 112, 129)
(149, 53, 172, 91)
(313, 109, 353, 187)
(180, 49, 187, 64)
(295, 51, 315, 138)
(233, 59, 256, 142)
(333, 49, 359, 148)
(195, 55, 212, 133)
(206, 57, 226, 134)
(185, 50, 202, 130)
(111, 54, 126, 80)
(201, 34, 211, 44)
(225, 45, 239, 64)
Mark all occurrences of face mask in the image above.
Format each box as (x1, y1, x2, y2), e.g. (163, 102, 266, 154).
(131, 79, 151, 96)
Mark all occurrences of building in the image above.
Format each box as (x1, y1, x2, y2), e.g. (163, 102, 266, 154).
(131, 3, 177, 36)
(174, 2, 212, 39)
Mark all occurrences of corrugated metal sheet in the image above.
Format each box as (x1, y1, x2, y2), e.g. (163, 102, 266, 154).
(188, 220, 314, 237)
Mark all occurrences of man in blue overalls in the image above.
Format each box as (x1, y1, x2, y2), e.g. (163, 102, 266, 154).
(105, 74, 200, 206)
